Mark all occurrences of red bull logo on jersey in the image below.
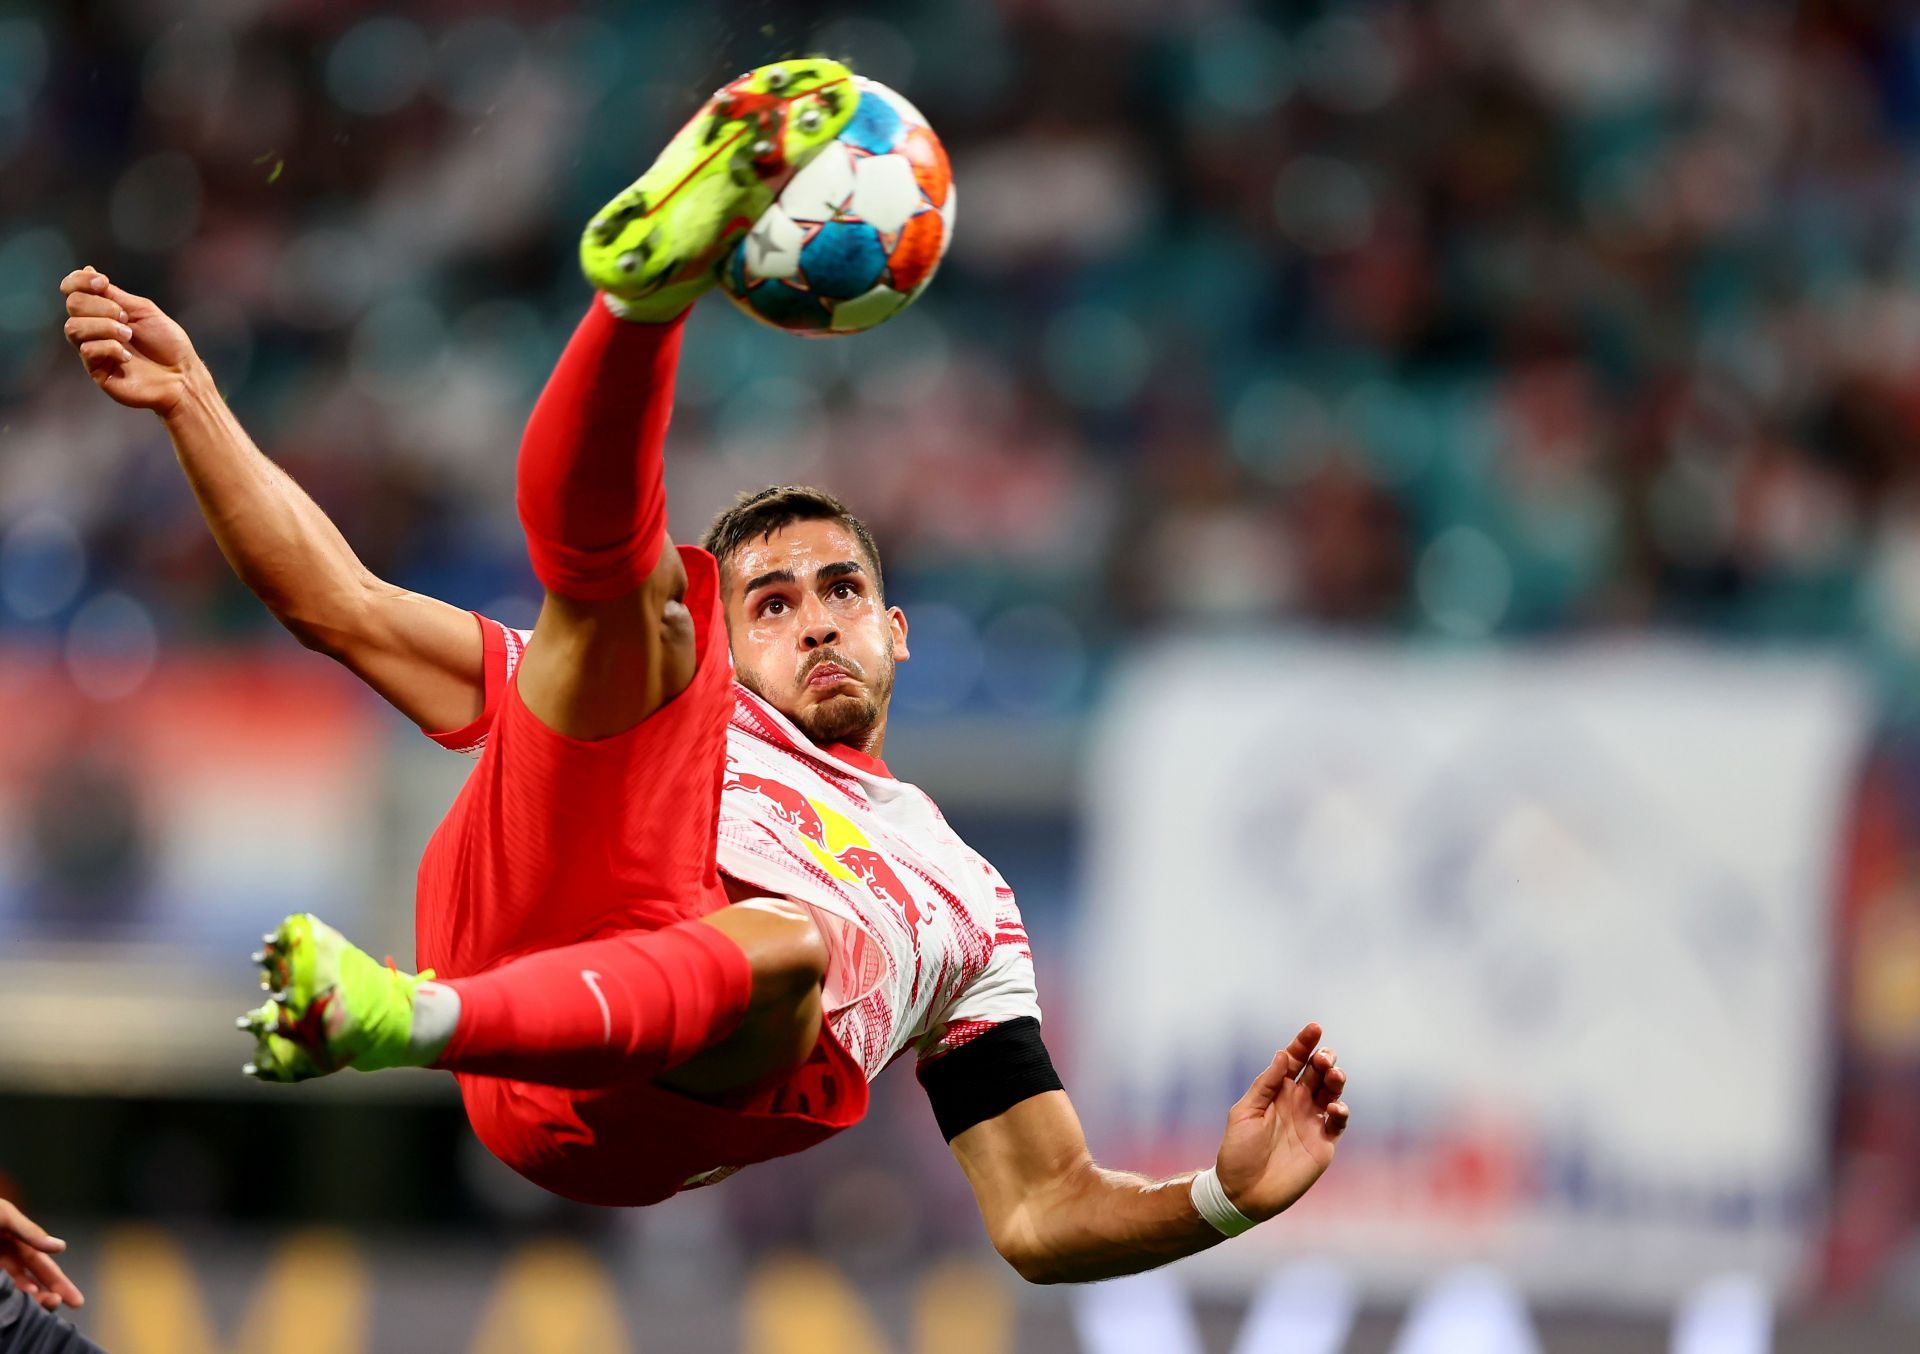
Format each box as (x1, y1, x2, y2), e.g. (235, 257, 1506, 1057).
(836, 844, 929, 929)
(725, 770, 829, 847)
(724, 768, 932, 930)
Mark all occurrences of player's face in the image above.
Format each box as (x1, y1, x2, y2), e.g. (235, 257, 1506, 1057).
(724, 520, 910, 753)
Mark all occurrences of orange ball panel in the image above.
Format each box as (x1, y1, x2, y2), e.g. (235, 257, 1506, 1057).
(887, 211, 946, 294)
(902, 127, 951, 208)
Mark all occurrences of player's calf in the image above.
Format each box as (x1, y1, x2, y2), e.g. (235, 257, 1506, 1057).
(236, 903, 828, 1096)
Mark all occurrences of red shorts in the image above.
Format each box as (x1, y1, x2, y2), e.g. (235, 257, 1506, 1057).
(414, 545, 867, 1206)
(457, 1022, 865, 1207)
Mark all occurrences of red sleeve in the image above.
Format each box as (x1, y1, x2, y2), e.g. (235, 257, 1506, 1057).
(424, 614, 526, 757)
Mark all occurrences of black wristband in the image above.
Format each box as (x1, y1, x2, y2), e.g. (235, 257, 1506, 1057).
(918, 1017, 1063, 1142)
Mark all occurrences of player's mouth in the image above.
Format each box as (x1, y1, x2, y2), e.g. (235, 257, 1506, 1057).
(805, 662, 855, 691)
(801, 650, 864, 693)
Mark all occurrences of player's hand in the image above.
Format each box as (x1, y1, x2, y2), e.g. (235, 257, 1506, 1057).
(59, 265, 198, 418)
(1211, 1022, 1349, 1224)
(0, 1197, 85, 1312)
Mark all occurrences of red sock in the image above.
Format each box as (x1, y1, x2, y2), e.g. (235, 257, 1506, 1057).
(516, 298, 687, 601)
(438, 919, 752, 1089)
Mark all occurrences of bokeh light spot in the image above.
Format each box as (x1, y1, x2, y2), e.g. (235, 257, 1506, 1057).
(0, 509, 85, 619)
(327, 17, 432, 117)
(109, 153, 204, 254)
(0, 227, 72, 333)
(1274, 157, 1375, 255)
(1043, 306, 1150, 410)
(1191, 16, 1291, 117)
(0, 17, 48, 118)
(66, 592, 159, 702)
(1417, 527, 1513, 639)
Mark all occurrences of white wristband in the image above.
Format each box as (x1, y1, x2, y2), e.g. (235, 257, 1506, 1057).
(1190, 1167, 1257, 1237)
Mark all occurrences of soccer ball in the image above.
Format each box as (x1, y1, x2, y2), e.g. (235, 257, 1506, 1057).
(721, 77, 954, 337)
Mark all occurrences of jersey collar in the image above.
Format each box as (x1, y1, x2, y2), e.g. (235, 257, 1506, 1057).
(822, 741, 893, 779)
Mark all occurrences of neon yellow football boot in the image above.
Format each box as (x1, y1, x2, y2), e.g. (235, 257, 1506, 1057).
(237, 913, 437, 1081)
(581, 57, 857, 320)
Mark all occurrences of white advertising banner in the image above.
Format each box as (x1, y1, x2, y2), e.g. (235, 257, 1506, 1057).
(1077, 642, 1868, 1305)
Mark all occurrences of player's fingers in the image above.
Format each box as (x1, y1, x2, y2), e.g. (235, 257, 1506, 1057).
(1323, 1100, 1350, 1139)
(1315, 1064, 1347, 1109)
(1237, 1025, 1327, 1115)
(100, 279, 150, 315)
(64, 317, 133, 348)
(65, 290, 128, 322)
(0, 1200, 61, 1253)
(57, 266, 105, 297)
(78, 339, 130, 371)
(1298, 1045, 1336, 1098)
(24, 1249, 83, 1307)
(63, 267, 151, 318)
(1280, 1022, 1322, 1077)
(1237, 1046, 1298, 1114)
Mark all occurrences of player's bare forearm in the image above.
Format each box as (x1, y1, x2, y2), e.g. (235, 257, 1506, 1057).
(951, 1025, 1349, 1285)
(951, 1093, 1225, 1283)
(1034, 1168, 1232, 1282)
(60, 267, 485, 733)
(160, 373, 486, 731)
(162, 366, 379, 635)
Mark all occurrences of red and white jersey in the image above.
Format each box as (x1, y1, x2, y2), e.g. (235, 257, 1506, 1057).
(716, 685, 1040, 1077)
(428, 617, 1042, 1083)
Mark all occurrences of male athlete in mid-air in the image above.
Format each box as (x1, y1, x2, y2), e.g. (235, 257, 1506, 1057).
(59, 59, 1349, 1279)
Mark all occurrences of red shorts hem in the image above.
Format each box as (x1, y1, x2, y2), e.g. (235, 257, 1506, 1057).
(459, 1021, 870, 1207)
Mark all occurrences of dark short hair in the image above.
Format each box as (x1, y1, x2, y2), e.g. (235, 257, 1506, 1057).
(701, 485, 885, 597)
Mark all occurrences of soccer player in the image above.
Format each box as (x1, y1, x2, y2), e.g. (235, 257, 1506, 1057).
(58, 59, 1350, 1280)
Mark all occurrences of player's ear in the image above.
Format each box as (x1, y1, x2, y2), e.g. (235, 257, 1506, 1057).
(887, 605, 909, 662)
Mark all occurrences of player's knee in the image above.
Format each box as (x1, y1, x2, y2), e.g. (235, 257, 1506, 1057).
(748, 910, 829, 1011)
(701, 897, 828, 1012)
(518, 537, 697, 739)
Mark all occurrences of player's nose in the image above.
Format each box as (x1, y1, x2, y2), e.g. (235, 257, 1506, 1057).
(796, 592, 839, 647)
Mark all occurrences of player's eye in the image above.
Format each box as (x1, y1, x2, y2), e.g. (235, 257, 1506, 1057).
(759, 597, 787, 617)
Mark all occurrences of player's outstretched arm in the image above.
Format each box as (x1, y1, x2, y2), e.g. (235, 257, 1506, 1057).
(948, 1023, 1348, 1285)
(58, 267, 485, 734)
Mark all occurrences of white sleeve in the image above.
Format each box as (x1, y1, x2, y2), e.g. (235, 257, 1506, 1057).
(915, 892, 1041, 1062)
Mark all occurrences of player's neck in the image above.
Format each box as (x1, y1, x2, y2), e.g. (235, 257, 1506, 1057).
(826, 711, 890, 775)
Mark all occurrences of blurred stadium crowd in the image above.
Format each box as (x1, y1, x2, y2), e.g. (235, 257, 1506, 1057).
(4, 0, 1920, 1325)
(1, 1, 1919, 702)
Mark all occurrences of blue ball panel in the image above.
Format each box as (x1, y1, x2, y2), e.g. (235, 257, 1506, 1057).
(724, 245, 749, 297)
(839, 91, 905, 156)
(744, 279, 830, 330)
(798, 221, 887, 299)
